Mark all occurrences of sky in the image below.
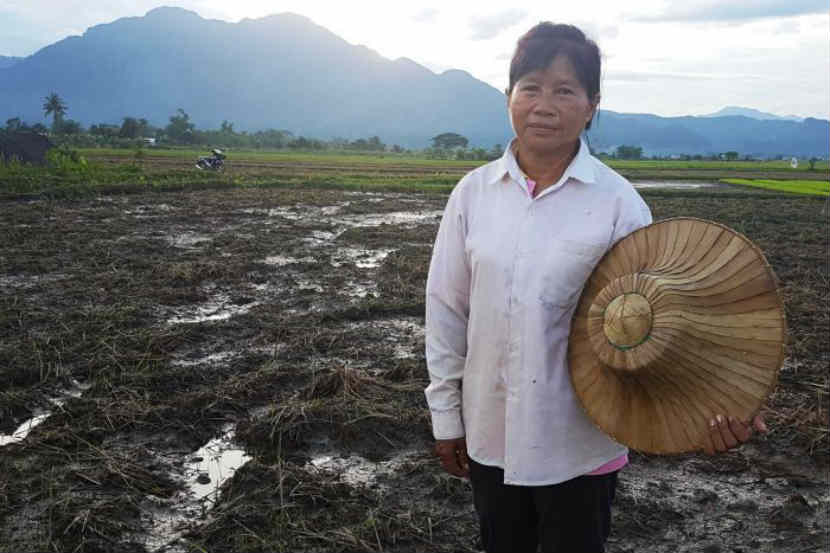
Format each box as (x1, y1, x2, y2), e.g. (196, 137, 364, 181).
(1, 0, 828, 120)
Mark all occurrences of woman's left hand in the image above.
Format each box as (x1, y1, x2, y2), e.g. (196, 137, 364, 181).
(702, 414, 768, 455)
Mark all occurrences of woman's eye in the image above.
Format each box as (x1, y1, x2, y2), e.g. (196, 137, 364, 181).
(557, 88, 574, 95)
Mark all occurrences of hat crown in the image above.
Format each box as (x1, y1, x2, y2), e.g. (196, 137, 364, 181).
(603, 293, 652, 351)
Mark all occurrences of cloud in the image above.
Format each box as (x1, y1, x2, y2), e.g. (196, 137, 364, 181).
(468, 9, 527, 40)
(600, 25, 620, 39)
(773, 20, 800, 34)
(604, 70, 763, 83)
(411, 8, 439, 24)
(635, 0, 828, 23)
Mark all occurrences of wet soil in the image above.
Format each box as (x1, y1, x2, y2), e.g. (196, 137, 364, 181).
(0, 186, 827, 553)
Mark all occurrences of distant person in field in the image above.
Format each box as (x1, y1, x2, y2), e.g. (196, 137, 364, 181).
(424, 22, 767, 553)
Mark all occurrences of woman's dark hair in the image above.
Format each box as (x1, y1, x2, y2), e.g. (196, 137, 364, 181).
(507, 23, 601, 129)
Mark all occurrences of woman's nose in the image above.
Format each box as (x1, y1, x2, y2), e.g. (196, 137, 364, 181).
(531, 94, 557, 115)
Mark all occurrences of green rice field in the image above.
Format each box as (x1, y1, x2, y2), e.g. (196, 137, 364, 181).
(721, 178, 830, 196)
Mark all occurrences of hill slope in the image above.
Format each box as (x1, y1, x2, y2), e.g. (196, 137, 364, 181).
(0, 56, 22, 69)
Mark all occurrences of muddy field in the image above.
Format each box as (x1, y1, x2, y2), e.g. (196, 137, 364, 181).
(0, 186, 827, 553)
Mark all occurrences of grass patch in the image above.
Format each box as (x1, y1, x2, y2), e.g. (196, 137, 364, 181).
(79, 147, 483, 167)
(78, 147, 830, 172)
(721, 178, 830, 196)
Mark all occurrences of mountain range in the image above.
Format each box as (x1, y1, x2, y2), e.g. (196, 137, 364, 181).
(0, 7, 827, 157)
(702, 106, 803, 122)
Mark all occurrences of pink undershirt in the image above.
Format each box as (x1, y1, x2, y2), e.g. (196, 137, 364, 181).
(586, 453, 628, 475)
(523, 175, 628, 476)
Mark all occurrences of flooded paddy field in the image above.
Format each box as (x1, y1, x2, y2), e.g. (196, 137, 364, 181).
(0, 187, 827, 552)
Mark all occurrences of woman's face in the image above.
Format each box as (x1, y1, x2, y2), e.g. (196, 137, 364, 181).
(508, 55, 598, 156)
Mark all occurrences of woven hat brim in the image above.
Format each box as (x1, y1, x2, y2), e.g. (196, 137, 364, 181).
(568, 217, 787, 454)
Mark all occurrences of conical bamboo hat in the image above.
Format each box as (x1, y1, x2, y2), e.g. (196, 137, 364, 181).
(568, 217, 787, 454)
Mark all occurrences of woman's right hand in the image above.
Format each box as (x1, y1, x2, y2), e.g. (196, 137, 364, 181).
(435, 437, 470, 477)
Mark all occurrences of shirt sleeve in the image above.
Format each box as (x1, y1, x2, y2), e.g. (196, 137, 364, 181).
(610, 188, 653, 246)
(424, 185, 471, 440)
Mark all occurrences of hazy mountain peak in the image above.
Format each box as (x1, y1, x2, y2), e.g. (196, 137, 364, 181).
(145, 6, 202, 20)
(704, 106, 803, 122)
(253, 12, 315, 24)
(440, 68, 476, 81)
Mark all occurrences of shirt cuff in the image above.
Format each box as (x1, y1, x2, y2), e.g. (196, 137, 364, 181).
(430, 408, 465, 440)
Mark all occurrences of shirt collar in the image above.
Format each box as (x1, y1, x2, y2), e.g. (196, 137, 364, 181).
(491, 136, 596, 189)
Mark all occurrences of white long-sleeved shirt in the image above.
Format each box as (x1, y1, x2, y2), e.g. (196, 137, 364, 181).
(424, 138, 652, 486)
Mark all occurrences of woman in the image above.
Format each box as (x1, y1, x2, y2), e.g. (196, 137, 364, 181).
(424, 22, 766, 553)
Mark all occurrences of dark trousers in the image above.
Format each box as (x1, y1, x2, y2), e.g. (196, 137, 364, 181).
(468, 458, 618, 553)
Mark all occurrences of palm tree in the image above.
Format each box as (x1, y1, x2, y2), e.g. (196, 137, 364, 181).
(42, 92, 67, 133)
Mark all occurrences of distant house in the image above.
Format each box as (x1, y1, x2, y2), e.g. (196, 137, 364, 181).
(142, 137, 156, 146)
(0, 132, 54, 164)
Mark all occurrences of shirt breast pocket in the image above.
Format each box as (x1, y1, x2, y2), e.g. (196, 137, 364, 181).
(538, 239, 607, 309)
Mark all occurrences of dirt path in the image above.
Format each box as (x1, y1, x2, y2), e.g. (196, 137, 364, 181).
(0, 188, 826, 552)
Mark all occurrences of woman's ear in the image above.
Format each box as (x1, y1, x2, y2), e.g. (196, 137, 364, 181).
(587, 94, 600, 123)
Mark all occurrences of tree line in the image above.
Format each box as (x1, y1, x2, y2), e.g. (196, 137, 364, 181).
(13, 92, 815, 164)
(2, 93, 507, 160)
(599, 144, 819, 167)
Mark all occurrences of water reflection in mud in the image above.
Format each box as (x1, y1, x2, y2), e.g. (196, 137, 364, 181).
(167, 232, 212, 249)
(141, 426, 251, 552)
(0, 379, 91, 447)
(262, 255, 315, 266)
(307, 449, 424, 489)
(186, 425, 251, 501)
(0, 412, 54, 447)
(0, 272, 68, 290)
(332, 247, 394, 268)
(166, 287, 259, 324)
(633, 181, 720, 189)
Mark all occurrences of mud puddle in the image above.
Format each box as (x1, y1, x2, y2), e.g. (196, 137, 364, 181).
(0, 379, 91, 447)
(332, 247, 395, 268)
(166, 285, 260, 324)
(186, 425, 251, 501)
(262, 255, 316, 266)
(307, 448, 425, 490)
(166, 232, 212, 249)
(139, 425, 251, 553)
(0, 272, 68, 289)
